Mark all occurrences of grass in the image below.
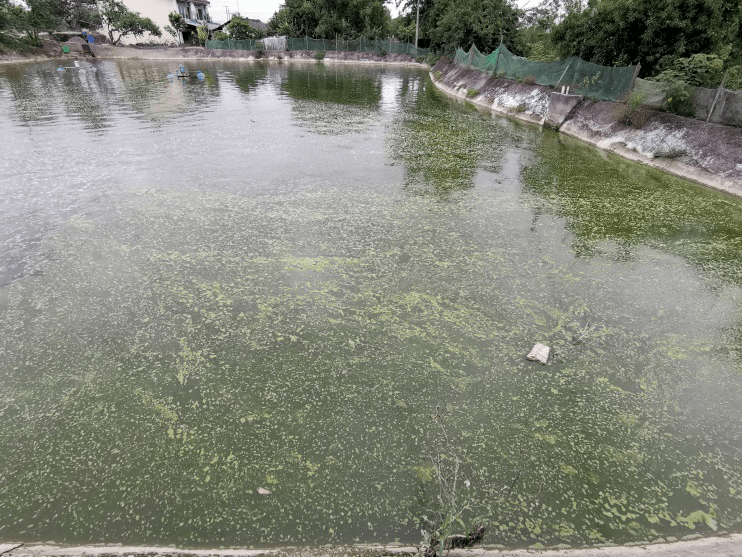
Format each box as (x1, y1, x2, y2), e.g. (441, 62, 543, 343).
(466, 88, 479, 98)
(614, 90, 651, 128)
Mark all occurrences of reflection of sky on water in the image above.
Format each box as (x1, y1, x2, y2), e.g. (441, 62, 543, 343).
(0, 59, 741, 549)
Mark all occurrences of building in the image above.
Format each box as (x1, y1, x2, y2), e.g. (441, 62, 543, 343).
(108, 1, 222, 45)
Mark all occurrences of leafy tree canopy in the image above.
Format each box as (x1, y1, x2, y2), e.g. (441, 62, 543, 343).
(427, 0, 521, 54)
(267, 0, 391, 39)
(99, 0, 161, 45)
(227, 16, 266, 40)
(550, 0, 742, 76)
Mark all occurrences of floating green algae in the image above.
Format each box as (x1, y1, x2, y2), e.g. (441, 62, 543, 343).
(0, 61, 741, 548)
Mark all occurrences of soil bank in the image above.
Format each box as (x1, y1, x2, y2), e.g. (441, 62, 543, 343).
(429, 58, 742, 199)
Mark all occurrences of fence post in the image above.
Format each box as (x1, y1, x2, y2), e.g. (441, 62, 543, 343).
(306, 36, 308, 50)
(707, 70, 729, 123)
(555, 61, 571, 90)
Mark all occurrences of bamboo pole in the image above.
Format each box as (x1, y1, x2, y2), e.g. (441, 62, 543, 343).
(707, 70, 729, 123)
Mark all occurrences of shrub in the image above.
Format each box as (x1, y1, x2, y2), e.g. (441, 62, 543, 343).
(433, 70, 443, 81)
(614, 91, 650, 128)
(466, 88, 479, 98)
(496, 70, 505, 79)
(254, 40, 264, 58)
(213, 31, 228, 41)
(196, 24, 209, 47)
(651, 53, 724, 88)
(227, 15, 266, 40)
(416, 56, 425, 63)
(515, 103, 527, 112)
(661, 78, 694, 117)
(314, 49, 325, 61)
(522, 75, 536, 85)
(424, 52, 441, 66)
(379, 47, 387, 57)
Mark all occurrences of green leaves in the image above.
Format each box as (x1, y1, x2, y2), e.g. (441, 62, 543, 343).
(98, 0, 161, 45)
(267, 0, 390, 40)
(227, 16, 267, 40)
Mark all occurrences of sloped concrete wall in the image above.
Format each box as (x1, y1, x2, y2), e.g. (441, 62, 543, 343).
(694, 87, 742, 127)
(430, 58, 742, 198)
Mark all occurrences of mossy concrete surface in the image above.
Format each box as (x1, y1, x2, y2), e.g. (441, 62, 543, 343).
(3, 536, 742, 557)
(430, 58, 742, 199)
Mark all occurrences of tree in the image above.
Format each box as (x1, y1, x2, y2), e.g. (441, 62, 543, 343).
(98, 0, 161, 45)
(24, 0, 65, 41)
(391, 14, 416, 43)
(267, 0, 390, 39)
(426, 0, 522, 54)
(551, 0, 742, 76)
(197, 23, 209, 46)
(167, 11, 186, 43)
(59, 0, 102, 30)
(227, 16, 266, 40)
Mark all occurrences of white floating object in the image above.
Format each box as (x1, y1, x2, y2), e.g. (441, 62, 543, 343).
(257, 487, 272, 495)
(527, 343, 550, 364)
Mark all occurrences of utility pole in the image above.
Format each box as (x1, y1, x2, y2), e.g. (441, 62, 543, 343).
(415, 0, 420, 48)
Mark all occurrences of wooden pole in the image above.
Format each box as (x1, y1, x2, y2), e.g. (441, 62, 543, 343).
(707, 70, 729, 123)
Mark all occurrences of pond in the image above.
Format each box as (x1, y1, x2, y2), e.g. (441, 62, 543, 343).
(0, 59, 741, 549)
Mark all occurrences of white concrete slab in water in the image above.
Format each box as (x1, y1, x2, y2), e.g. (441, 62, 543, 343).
(527, 343, 550, 364)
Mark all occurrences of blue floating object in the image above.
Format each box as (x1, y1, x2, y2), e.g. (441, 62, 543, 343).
(196, 71, 205, 80)
(166, 72, 175, 79)
(179, 65, 186, 74)
(57, 66, 65, 72)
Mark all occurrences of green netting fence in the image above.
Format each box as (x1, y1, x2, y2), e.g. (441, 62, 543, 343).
(452, 44, 637, 102)
(207, 36, 429, 58)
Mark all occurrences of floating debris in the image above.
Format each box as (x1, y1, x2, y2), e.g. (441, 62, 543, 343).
(526, 343, 550, 364)
(257, 487, 272, 495)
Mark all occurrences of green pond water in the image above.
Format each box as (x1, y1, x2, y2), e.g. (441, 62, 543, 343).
(0, 59, 741, 549)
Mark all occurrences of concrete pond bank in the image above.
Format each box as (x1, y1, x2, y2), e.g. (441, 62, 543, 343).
(0, 43, 426, 69)
(430, 58, 742, 199)
(2, 535, 742, 557)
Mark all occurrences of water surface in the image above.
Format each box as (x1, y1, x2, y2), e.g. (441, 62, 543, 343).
(0, 59, 741, 548)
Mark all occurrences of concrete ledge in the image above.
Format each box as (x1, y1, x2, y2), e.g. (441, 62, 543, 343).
(544, 93, 583, 130)
(2, 536, 742, 557)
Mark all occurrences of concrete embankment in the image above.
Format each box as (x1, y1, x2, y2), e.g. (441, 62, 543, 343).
(0, 43, 425, 68)
(2, 535, 742, 557)
(430, 59, 742, 199)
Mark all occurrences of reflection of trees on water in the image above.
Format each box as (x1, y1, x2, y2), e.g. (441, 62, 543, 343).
(282, 64, 382, 107)
(520, 134, 742, 365)
(0, 61, 223, 131)
(520, 133, 742, 269)
(228, 63, 269, 94)
(0, 63, 112, 130)
(113, 61, 220, 124)
(388, 82, 525, 199)
(281, 64, 382, 135)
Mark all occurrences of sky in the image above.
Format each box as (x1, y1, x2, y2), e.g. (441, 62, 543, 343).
(208, 0, 536, 24)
